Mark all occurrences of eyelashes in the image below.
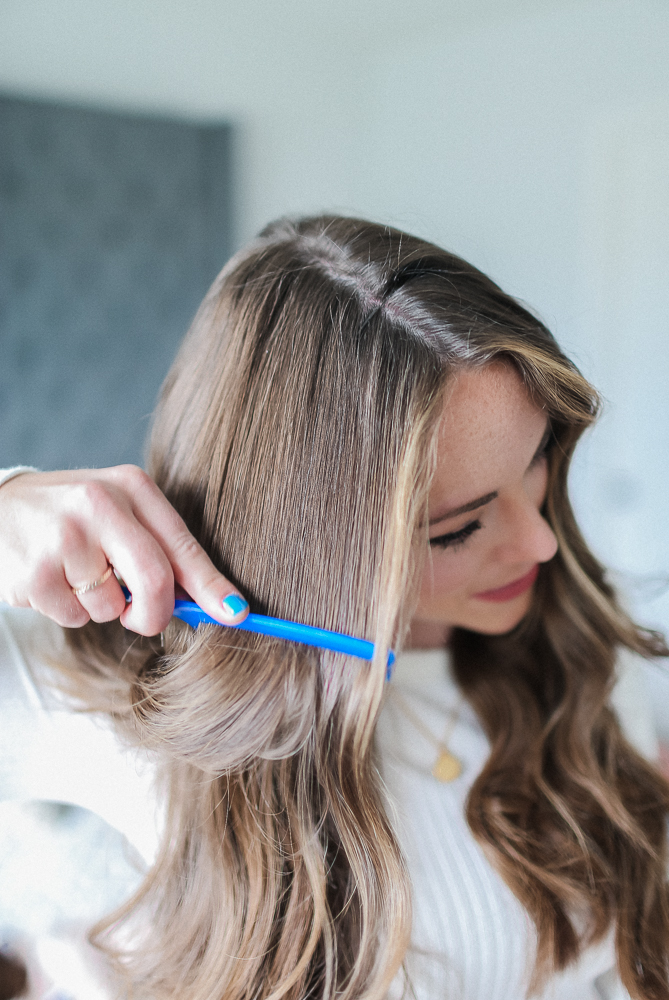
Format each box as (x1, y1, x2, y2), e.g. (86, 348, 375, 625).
(532, 426, 554, 465)
(430, 519, 482, 550)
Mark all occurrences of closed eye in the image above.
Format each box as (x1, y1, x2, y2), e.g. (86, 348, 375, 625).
(530, 424, 553, 466)
(430, 519, 482, 550)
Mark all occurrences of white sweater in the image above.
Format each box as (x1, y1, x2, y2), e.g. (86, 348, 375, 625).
(0, 603, 652, 999)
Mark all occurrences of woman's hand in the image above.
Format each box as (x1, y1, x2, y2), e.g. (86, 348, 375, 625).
(0, 466, 249, 636)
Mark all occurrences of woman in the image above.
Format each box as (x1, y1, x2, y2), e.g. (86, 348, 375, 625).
(0, 215, 667, 1000)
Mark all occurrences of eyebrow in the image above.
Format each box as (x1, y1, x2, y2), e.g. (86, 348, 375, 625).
(429, 491, 498, 526)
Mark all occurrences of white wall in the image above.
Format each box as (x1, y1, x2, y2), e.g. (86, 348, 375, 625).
(1, 0, 668, 633)
(352, 4, 669, 637)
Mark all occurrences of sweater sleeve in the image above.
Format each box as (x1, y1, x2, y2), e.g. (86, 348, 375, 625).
(0, 605, 163, 867)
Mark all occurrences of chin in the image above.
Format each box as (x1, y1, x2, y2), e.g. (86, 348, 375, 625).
(468, 616, 526, 636)
(460, 593, 534, 635)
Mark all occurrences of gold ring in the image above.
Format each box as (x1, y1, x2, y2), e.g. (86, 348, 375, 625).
(71, 563, 114, 596)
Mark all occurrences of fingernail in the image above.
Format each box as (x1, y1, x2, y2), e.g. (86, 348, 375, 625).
(221, 594, 249, 620)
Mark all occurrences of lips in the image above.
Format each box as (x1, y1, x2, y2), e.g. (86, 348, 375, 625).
(473, 564, 540, 603)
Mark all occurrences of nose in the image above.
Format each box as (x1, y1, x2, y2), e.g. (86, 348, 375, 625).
(495, 496, 558, 566)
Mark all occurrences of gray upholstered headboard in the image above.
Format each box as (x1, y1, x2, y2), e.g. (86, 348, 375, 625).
(0, 95, 232, 470)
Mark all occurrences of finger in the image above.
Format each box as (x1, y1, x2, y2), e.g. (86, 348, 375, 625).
(29, 565, 91, 629)
(121, 470, 249, 626)
(101, 518, 176, 636)
(74, 571, 127, 624)
(67, 557, 114, 597)
(164, 530, 250, 626)
(59, 524, 127, 625)
(45, 470, 175, 635)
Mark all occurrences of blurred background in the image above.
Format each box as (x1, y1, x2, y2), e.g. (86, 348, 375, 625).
(0, 2, 668, 993)
(0, 0, 667, 623)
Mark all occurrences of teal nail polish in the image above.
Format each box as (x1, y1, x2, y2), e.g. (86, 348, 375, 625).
(221, 594, 248, 619)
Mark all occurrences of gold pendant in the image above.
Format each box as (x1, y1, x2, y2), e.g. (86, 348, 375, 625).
(432, 750, 462, 783)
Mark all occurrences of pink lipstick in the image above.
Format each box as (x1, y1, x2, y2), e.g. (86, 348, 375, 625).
(474, 564, 539, 603)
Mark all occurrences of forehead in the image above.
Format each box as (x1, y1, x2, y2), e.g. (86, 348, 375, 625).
(430, 362, 546, 509)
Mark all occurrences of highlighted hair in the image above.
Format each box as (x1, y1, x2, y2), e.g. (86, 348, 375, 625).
(66, 216, 669, 999)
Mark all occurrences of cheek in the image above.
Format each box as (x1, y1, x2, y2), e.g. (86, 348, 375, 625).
(419, 548, 480, 603)
(526, 458, 549, 507)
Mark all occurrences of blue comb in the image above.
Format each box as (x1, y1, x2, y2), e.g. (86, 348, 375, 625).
(121, 587, 395, 679)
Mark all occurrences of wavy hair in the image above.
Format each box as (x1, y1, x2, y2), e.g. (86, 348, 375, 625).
(65, 215, 669, 1000)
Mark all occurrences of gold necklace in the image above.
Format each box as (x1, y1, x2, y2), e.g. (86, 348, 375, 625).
(389, 687, 463, 782)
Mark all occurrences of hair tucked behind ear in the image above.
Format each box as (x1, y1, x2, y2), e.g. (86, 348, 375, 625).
(64, 215, 669, 1000)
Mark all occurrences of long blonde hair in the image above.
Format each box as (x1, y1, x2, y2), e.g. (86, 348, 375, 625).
(66, 215, 669, 999)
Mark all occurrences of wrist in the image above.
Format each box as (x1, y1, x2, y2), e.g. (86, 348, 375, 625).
(0, 467, 40, 490)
